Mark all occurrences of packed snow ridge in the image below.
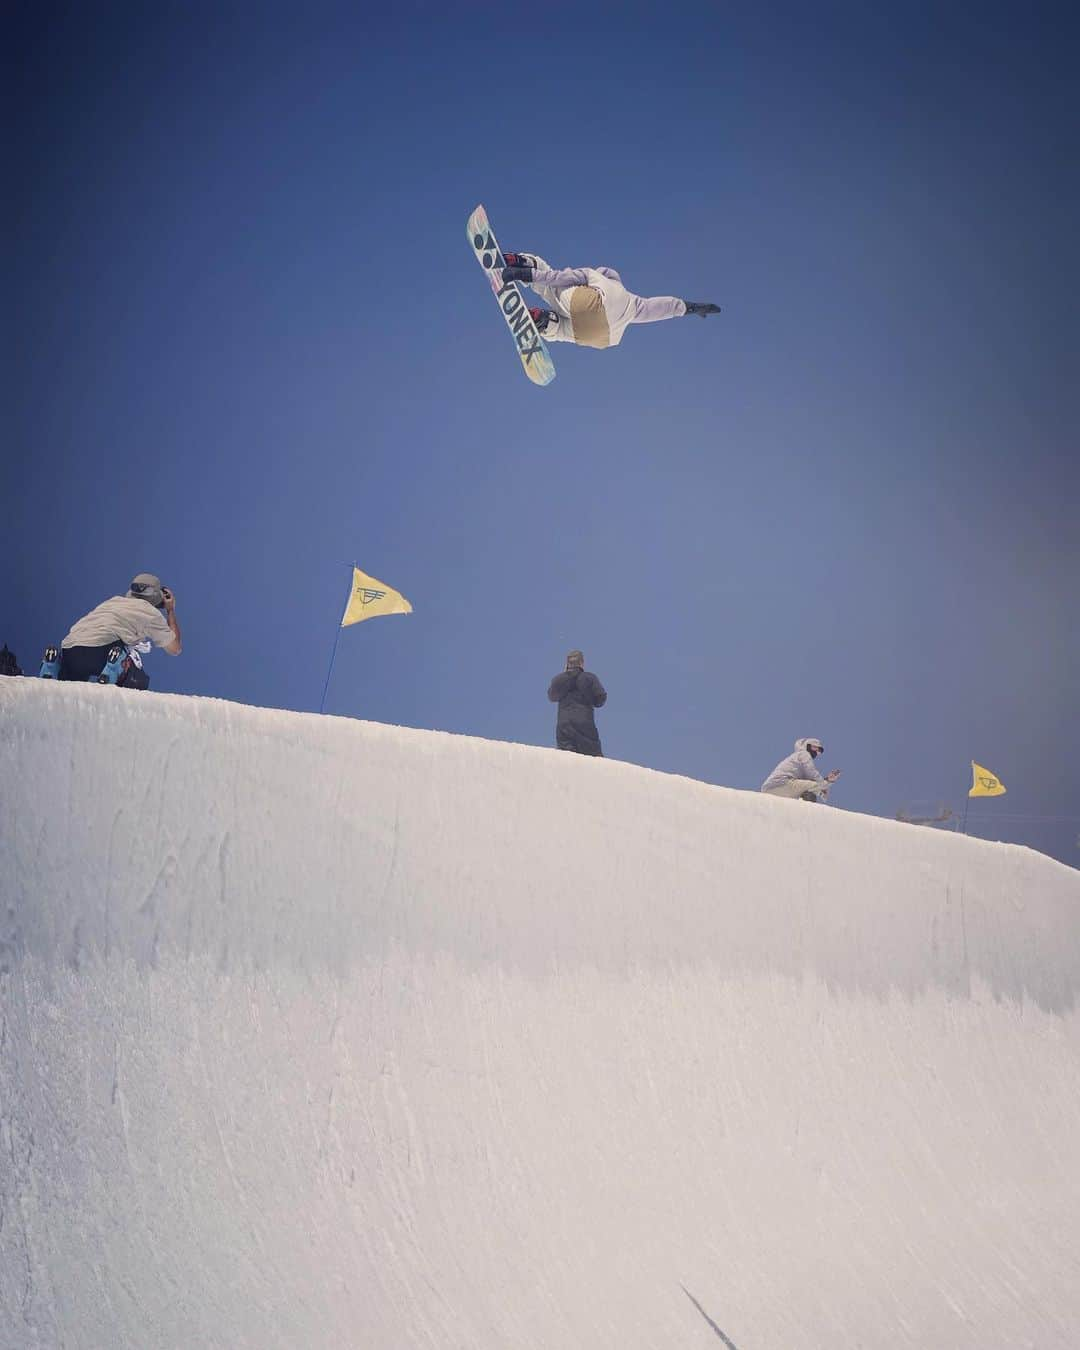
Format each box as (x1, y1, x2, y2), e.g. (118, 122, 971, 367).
(2, 680, 1079, 1350)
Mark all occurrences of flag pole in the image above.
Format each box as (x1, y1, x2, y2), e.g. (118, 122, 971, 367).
(319, 565, 353, 714)
(960, 762, 971, 835)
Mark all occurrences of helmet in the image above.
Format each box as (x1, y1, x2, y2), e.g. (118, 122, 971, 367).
(128, 573, 165, 608)
(796, 737, 824, 754)
(566, 649, 584, 671)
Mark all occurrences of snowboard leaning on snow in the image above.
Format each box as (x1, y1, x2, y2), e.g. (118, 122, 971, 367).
(466, 204, 555, 387)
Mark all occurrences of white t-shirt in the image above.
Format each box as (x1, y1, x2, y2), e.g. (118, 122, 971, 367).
(62, 596, 174, 650)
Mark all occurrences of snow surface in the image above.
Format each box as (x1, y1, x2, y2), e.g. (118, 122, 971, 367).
(2, 680, 1079, 1350)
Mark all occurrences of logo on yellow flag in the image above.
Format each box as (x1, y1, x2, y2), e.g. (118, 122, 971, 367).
(341, 566, 413, 627)
(969, 761, 1006, 798)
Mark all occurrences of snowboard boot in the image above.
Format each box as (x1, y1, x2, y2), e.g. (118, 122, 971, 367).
(530, 307, 558, 335)
(94, 644, 129, 685)
(503, 252, 538, 269)
(39, 645, 61, 679)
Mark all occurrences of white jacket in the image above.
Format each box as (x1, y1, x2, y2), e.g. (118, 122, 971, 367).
(760, 746, 827, 794)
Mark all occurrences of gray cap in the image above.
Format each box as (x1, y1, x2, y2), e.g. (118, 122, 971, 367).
(566, 650, 584, 670)
(128, 573, 164, 607)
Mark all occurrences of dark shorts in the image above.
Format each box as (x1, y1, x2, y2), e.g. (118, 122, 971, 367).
(60, 644, 150, 689)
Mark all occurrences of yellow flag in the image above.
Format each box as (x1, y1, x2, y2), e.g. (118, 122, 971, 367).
(341, 566, 413, 627)
(969, 761, 1006, 797)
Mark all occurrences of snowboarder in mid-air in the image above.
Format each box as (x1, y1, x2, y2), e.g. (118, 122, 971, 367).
(500, 253, 720, 350)
(548, 650, 607, 756)
(760, 738, 840, 802)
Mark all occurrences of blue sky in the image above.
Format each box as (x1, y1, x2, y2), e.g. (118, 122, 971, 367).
(8, 2, 1077, 864)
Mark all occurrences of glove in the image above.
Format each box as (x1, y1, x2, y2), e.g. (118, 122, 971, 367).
(682, 301, 721, 317)
(501, 266, 535, 284)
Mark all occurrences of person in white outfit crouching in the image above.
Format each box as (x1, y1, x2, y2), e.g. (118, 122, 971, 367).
(761, 738, 841, 802)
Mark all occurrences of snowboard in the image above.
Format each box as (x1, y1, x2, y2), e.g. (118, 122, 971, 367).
(466, 204, 555, 387)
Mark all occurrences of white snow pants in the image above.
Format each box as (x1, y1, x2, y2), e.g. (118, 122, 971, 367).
(523, 255, 575, 318)
(762, 780, 829, 801)
(523, 255, 604, 343)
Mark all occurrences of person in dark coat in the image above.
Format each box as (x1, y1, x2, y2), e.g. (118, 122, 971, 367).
(547, 650, 607, 756)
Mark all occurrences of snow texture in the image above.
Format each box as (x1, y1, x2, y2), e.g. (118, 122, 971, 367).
(2, 679, 1079, 1349)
